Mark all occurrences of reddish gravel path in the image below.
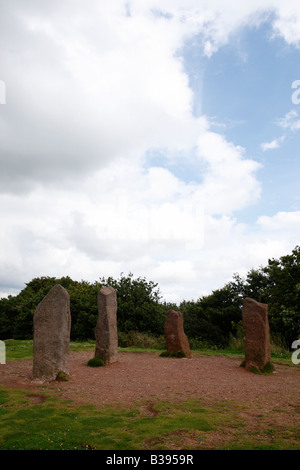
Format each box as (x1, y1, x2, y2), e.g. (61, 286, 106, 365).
(0, 351, 299, 413)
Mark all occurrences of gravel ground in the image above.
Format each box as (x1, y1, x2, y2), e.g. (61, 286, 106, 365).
(1, 351, 299, 415)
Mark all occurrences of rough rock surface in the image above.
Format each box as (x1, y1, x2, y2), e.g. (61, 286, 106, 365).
(164, 310, 191, 358)
(94, 286, 118, 364)
(242, 297, 271, 371)
(32, 284, 71, 382)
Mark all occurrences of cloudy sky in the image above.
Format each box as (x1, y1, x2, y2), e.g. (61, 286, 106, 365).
(1, 0, 300, 303)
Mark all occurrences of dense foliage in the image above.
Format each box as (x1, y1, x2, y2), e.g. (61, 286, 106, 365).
(180, 245, 300, 348)
(0, 273, 167, 341)
(0, 247, 299, 348)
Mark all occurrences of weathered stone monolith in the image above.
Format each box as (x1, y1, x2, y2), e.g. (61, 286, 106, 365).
(242, 297, 271, 371)
(94, 286, 118, 364)
(0, 340, 5, 364)
(33, 284, 71, 382)
(164, 310, 191, 358)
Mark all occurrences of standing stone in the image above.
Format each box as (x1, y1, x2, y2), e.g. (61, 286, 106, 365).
(94, 286, 118, 364)
(33, 284, 71, 382)
(242, 297, 271, 371)
(164, 310, 191, 358)
(0, 340, 5, 364)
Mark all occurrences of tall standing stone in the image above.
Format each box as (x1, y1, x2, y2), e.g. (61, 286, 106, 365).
(94, 286, 118, 364)
(0, 340, 5, 364)
(164, 310, 191, 358)
(33, 284, 71, 382)
(242, 297, 271, 371)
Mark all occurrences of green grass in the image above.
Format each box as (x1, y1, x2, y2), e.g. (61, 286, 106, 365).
(3, 339, 95, 361)
(0, 388, 298, 450)
(239, 360, 276, 375)
(0, 388, 216, 450)
(87, 357, 105, 367)
(159, 350, 186, 358)
(3, 340, 33, 361)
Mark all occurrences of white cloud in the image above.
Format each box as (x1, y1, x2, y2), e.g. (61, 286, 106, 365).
(1, 1, 299, 192)
(262, 109, 300, 152)
(261, 136, 285, 151)
(196, 132, 261, 214)
(1, 0, 300, 301)
(0, 0, 200, 193)
(1, 177, 299, 302)
(261, 139, 280, 151)
(257, 211, 300, 232)
(277, 110, 300, 131)
(272, 1, 300, 48)
(1, 153, 297, 302)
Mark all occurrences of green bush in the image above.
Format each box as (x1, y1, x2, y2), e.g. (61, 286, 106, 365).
(159, 350, 169, 357)
(56, 371, 69, 381)
(118, 331, 166, 349)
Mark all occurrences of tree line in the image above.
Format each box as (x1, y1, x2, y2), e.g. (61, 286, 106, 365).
(0, 246, 299, 349)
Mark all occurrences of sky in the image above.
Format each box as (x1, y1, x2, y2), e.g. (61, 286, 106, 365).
(0, 0, 300, 304)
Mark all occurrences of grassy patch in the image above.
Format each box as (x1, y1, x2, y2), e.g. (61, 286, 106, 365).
(70, 340, 95, 352)
(119, 347, 163, 354)
(159, 350, 186, 358)
(0, 389, 229, 450)
(55, 371, 69, 382)
(87, 357, 105, 367)
(256, 361, 276, 375)
(0, 388, 298, 450)
(3, 340, 33, 361)
(240, 360, 276, 375)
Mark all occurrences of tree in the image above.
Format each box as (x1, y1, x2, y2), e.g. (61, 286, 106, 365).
(179, 283, 242, 348)
(99, 273, 165, 335)
(0, 295, 19, 339)
(263, 246, 300, 346)
(68, 280, 100, 340)
(1, 247, 299, 346)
